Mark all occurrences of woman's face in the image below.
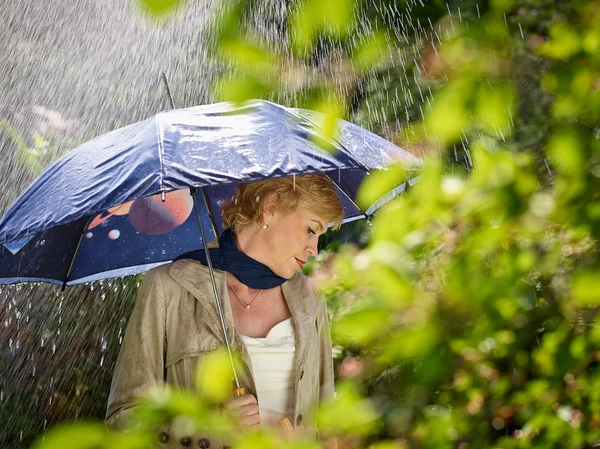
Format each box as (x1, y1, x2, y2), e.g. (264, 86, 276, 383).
(261, 206, 327, 279)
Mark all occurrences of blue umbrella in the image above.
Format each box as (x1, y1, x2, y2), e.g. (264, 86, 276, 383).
(0, 99, 419, 288)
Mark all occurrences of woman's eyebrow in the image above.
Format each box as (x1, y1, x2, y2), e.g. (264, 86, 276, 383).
(310, 219, 325, 232)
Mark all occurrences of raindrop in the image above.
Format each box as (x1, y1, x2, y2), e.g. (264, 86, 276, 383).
(52, 343, 56, 354)
(100, 356, 105, 367)
(543, 159, 553, 178)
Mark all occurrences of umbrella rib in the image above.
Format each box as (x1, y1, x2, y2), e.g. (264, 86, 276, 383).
(155, 113, 166, 196)
(61, 215, 93, 291)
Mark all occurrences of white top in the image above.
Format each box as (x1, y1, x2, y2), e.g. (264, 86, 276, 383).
(239, 317, 296, 426)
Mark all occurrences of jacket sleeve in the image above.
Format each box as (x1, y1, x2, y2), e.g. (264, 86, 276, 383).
(105, 267, 167, 430)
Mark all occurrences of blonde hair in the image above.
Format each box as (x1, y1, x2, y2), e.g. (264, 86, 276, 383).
(220, 173, 345, 233)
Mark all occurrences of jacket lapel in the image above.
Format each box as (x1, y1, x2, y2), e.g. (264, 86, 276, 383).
(168, 258, 235, 347)
(281, 275, 318, 374)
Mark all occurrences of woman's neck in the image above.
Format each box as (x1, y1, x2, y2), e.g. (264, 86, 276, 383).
(226, 272, 262, 296)
(232, 223, 270, 270)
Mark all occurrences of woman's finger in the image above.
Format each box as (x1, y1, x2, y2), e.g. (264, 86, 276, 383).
(239, 413, 261, 428)
(238, 404, 259, 417)
(224, 394, 257, 411)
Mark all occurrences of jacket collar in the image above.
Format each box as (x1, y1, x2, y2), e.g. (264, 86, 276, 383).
(167, 244, 319, 369)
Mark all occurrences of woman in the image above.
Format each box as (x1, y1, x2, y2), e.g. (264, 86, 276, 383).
(106, 173, 344, 448)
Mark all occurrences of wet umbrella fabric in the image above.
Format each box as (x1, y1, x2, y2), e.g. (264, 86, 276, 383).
(0, 100, 419, 286)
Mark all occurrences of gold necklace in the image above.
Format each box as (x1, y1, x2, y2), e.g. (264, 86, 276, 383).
(229, 285, 264, 309)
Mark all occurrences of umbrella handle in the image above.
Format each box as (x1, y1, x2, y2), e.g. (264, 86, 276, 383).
(233, 387, 246, 398)
(232, 387, 295, 440)
(278, 417, 295, 440)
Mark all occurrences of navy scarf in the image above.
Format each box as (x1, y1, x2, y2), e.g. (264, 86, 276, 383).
(174, 227, 288, 289)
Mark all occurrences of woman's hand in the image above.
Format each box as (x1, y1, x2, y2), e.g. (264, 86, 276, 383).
(225, 393, 260, 430)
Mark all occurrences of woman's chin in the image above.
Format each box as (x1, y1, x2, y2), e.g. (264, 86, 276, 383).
(282, 267, 297, 279)
(268, 265, 293, 280)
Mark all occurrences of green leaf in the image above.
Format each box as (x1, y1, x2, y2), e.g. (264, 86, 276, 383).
(474, 82, 515, 135)
(31, 422, 106, 449)
(210, 0, 245, 44)
(308, 93, 346, 154)
(195, 347, 234, 403)
(316, 381, 379, 436)
(356, 164, 407, 212)
(351, 31, 389, 74)
(213, 74, 271, 103)
(424, 81, 472, 145)
(572, 270, 600, 307)
(290, 0, 356, 54)
(538, 23, 581, 59)
(332, 306, 391, 345)
(378, 325, 440, 363)
(137, 0, 186, 17)
(218, 38, 278, 75)
(546, 127, 586, 177)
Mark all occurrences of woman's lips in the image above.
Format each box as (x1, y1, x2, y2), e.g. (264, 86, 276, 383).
(295, 257, 305, 268)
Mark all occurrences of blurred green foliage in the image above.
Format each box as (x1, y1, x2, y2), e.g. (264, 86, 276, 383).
(29, 0, 600, 448)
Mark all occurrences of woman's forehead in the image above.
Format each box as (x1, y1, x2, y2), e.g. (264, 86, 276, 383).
(296, 209, 326, 229)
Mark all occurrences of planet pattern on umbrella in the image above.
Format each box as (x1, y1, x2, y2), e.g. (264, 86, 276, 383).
(87, 189, 194, 239)
(128, 190, 194, 235)
(87, 201, 133, 229)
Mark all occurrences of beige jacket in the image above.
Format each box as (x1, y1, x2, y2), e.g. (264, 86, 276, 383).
(106, 253, 334, 448)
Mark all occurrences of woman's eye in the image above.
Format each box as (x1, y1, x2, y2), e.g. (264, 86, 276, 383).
(308, 227, 316, 235)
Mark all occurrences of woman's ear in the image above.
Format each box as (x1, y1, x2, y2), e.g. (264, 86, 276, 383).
(261, 193, 280, 222)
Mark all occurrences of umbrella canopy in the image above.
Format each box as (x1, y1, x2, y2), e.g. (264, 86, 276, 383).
(0, 100, 419, 286)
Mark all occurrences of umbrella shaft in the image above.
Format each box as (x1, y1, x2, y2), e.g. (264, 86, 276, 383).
(191, 188, 241, 389)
